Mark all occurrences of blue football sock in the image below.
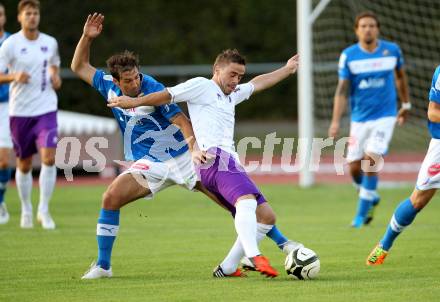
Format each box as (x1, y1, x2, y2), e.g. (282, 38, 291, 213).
(380, 198, 418, 251)
(0, 168, 11, 205)
(266, 225, 289, 249)
(96, 208, 120, 270)
(353, 175, 379, 225)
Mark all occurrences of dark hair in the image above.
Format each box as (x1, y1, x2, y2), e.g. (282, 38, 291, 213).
(106, 50, 139, 80)
(354, 11, 380, 29)
(18, 0, 40, 14)
(214, 49, 246, 67)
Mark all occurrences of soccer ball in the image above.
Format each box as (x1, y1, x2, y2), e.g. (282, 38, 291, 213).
(284, 247, 320, 280)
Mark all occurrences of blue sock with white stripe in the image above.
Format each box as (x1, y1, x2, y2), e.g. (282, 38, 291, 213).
(380, 198, 418, 251)
(96, 208, 120, 270)
(0, 168, 11, 205)
(266, 225, 289, 249)
(353, 175, 378, 227)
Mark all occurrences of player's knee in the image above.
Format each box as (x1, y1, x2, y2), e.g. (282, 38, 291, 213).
(410, 189, 434, 210)
(102, 188, 123, 210)
(41, 156, 55, 166)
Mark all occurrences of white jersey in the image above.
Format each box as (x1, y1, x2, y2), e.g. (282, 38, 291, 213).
(0, 31, 60, 117)
(167, 77, 254, 153)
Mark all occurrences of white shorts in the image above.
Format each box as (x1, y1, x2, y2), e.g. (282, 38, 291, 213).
(121, 151, 198, 199)
(346, 116, 396, 162)
(416, 138, 440, 191)
(0, 102, 12, 148)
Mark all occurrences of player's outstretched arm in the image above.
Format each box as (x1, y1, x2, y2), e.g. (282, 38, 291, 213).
(328, 79, 349, 138)
(71, 13, 104, 85)
(250, 54, 299, 94)
(107, 90, 172, 109)
(427, 101, 440, 123)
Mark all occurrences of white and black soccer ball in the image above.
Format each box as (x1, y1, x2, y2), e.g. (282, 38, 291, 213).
(284, 247, 320, 280)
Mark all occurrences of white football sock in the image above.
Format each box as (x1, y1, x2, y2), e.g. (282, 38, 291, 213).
(221, 223, 273, 274)
(38, 164, 56, 214)
(16, 169, 33, 214)
(234, 199, 259, 258)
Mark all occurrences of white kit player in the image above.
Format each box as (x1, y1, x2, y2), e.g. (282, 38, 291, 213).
(328, 11, 411, 228)
(0, 0, 62, 229)
(0, 2, 11, 224)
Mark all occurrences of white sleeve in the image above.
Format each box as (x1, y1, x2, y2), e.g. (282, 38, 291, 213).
(0, 40, 11, 72)
(233, 82, 255, 105)
(49, 38, 61, 67)
(167, 77, 209, 104)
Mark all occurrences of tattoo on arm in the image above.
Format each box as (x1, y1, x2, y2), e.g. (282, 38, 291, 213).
(335, 80, 349, 97)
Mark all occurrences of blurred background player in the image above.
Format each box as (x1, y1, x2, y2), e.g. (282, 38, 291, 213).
(328, 11, 411, 228)
(73, 14, 301, 279)
(108, 49, 301, 278)
(0, 2, 11, 224)
(366, 65, 440, 265)
(0, 0, 61, 229)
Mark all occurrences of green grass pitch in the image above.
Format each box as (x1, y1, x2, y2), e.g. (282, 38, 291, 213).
(1, 184, 440, 302)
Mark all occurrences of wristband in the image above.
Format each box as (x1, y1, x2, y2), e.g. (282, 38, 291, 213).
(401, 102, 411, 110)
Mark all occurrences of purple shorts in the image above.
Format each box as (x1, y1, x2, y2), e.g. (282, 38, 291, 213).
(10, 111, 58, 159)
(197, 148, 267, 215)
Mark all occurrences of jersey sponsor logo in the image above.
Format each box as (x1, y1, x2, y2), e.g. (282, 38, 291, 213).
(358, 78, 385, 89)
(428, 163, 440, 176)
(20, 47, 27, 54)
(348, 57, 397, 74)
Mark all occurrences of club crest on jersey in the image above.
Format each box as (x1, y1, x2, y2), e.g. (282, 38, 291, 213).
(428, 163, 440, 176)
(382, 49, 389, 56)
(20, 48, 27, 54)
(40, 46, 48, 53)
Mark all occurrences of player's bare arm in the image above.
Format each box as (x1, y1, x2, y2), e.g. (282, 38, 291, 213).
(427, 101, 440, 123)
(328, 79, 349, 138)
(71, 13, 104, 85)
(395, 68, 411, 125)
(49, 65, 62, 90)
(107, 90, 171, 108)
(250, 54, 299, 93)
(0, 71, 30, 84)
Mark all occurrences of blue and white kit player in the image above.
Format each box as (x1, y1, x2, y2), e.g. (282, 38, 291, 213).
(0, 3, 10, 225)
(367, 65, 440, 265)
(72, 13, 300, 279)
(328, 11, 411, 228)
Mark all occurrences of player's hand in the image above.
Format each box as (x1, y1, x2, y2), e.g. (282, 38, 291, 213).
(107, 96, 137, 109)
(14, 71, 30, 84)
(328, 121, 340, 138)
(51, 74, 62, 90)
(397, 108, 410, 126)
(83, 13, 104, 39)
(191, 149, 215, 165)
(286, 54, 299, 74)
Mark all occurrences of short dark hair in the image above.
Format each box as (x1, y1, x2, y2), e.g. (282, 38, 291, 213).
(106, 50, 139, 81)
(214, 49, 246, 67)
(354, 11, 380, 29)
(18, 0, 40, 14)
